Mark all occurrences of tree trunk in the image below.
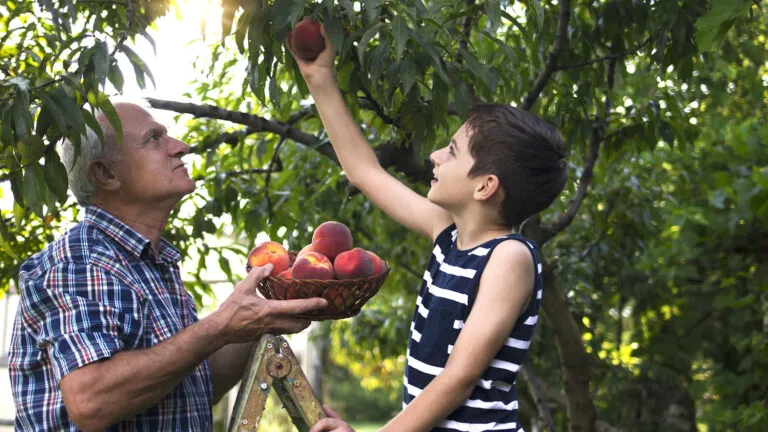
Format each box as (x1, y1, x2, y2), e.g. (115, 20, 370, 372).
(525, 216, 597, 432)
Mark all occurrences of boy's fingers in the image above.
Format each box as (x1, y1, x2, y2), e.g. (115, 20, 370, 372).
(322, 405, 341, 418)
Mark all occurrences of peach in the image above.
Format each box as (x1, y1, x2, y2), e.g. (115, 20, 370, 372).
(290, 19, 325, 61)
(333, 248, 375, 279)
(247, 241, 290, 276)
(277, 268, 293, 279)
(366, 250, 386, 276)
(312, 221, 353, 261)
(292, 251, 334, 280)
(296, 244, 315, 261)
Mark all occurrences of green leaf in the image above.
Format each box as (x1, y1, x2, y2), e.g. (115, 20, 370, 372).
(18, 135, 44, 165)
(36, 90, 74, 145)
(92, 41, 109, 87)
(119, 45, 156, 89)
(95, 94, 122, 146)
(358, 23, 384, 66)
(338, 0, 355, 20)
(400, 57, 417, 96)
(695, 0, 750, 52)
(363, 0, 382, 22)
(0, 223, 18, 260)
(219, 254, 233, 280)
(43, 152, 69, 202)
(81, 108, 105, 149)
(48, 86, 86, 135)
(221, 0, 240, 40)
(107, 60, 124, 92)
(23, 164, 48, 217)
(323, 10, 345, 52)
(13, 202, 25, 230)
(393, 15, 409, 59)
(455, 79, 470, 119)
(12, 88, 32, 142)
(486, 0, 502, 32)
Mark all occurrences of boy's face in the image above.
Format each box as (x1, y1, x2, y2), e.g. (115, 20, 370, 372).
(427, 123, 478, 210)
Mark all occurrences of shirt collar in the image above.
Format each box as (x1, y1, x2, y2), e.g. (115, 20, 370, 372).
(83, 206, 182, 264)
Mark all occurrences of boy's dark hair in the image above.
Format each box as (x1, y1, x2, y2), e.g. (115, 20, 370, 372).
(465, 103, 568, 228)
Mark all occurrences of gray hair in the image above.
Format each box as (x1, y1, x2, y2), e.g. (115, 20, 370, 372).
(58, 113, 120, 206)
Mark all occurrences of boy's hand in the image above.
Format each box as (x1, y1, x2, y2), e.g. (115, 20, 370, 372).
(310, 406, 354, 432)
(286, 19, 337, 88)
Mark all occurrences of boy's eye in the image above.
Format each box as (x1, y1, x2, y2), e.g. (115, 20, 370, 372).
(449, 147, 455, 156)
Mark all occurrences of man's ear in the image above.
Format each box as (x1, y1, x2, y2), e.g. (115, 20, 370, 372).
(88, 160, 121, 190)
(474, 174, 501, 201)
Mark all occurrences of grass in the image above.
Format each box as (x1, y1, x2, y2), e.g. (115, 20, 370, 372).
(349, 422, 386, 432)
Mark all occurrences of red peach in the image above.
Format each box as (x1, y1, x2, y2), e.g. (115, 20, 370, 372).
(247, 241, 290, 276)
(366, 250, 386, 276)
(334, 248, 375, 279)
(292, 251, 334, 280)
(290, 19, 325, 61)
(277, 268, 293, 279)
(312, 221, 353, 261)
(296, 244, 315, 261)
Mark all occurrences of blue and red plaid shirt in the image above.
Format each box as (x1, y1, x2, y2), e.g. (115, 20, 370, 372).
(9, 206, 213, 431)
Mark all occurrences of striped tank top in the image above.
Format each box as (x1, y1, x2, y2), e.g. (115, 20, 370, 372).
(403, 224, 543, 432)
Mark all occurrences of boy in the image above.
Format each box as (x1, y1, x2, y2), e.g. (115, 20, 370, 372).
(287, 28, 567, 432)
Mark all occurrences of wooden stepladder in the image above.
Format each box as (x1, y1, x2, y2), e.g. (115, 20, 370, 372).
(228, 334, 326, 432)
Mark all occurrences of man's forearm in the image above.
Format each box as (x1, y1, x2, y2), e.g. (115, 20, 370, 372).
(61, 312, 229, 430)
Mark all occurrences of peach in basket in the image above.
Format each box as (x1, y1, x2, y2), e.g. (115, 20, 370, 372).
(251, 250, 390, 321)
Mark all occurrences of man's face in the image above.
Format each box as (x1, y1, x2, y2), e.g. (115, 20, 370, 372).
(427, 123, 477, 210)
(106, 104, 195, 206)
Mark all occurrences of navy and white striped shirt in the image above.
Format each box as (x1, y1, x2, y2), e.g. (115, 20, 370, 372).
(9, 206, 213, 431)
(403, 224, 543, 432)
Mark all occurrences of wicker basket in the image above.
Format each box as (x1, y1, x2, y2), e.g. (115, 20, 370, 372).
(253, 251, 390, 320)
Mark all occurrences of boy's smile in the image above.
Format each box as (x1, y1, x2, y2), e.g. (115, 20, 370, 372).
(427, 124, 477, 208)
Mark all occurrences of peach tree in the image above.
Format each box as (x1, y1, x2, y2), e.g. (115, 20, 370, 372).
(1, 0, 766, 430)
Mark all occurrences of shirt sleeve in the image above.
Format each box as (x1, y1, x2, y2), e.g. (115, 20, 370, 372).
(19, 263, 145, 383)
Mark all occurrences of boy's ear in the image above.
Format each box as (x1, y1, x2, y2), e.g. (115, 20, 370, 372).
(88, 160, 121, 191)
(474, 174, 501, 201)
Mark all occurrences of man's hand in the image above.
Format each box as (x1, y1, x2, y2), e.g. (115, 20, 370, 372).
(213, 264, 328, 343)
(310, 406, 355, 432)
(286, 22, 337, 88)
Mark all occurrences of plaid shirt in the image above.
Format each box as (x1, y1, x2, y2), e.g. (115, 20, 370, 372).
(9, 206, 213, 431)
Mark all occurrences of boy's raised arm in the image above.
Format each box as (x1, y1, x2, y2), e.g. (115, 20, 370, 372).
(287, 24, 452, 241)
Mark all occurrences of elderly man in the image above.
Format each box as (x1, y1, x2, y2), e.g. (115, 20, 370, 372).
(8, 102, 327, 431)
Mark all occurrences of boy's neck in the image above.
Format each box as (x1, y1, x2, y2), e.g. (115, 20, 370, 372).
(452, 214, 512, 250)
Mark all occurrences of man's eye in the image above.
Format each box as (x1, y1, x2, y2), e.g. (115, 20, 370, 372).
(449, 148, 455, 156)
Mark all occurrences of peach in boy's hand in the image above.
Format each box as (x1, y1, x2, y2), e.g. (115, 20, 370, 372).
(247, 241, 290, 276)
(311, 221, 353, 261)
(289, 18, 325, 61)
(292, 251, 334, 280)
(333, 248, 374, 279)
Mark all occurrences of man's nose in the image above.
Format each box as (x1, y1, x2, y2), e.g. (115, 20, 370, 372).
(169, 137, 190, 157)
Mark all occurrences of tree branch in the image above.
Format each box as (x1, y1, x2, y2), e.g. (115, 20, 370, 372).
(146, 98, 435, 187)
(520, 362, 557, 432)
(264, 137, 287, 223)
(110, 0, 135, 57)
(555, 38, 652, 71)
(145, 97, 339, 163)
(191, 166, 282, 181)
(540, 54, 619, 244)
(520, 0, 571, 110)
